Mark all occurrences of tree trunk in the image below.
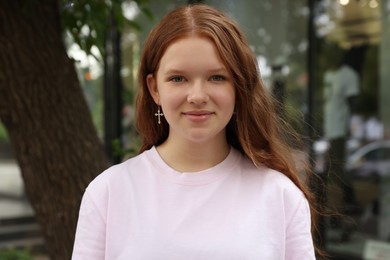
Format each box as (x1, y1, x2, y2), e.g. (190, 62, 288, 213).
(0, 0, 110, 258)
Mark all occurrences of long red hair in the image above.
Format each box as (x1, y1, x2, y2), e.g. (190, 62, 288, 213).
(136, 4, 322, 255)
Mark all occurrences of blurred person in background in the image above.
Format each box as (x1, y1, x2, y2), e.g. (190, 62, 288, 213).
(323, 51, 359, 219)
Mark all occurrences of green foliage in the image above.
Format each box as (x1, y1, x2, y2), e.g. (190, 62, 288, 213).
(0, 249, 31, 260)
(59, 0, 153, 60)
(0, 122, 9, 141)
(112, 138, 137, 159)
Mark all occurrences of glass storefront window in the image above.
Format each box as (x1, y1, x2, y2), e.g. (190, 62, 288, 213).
(314, 0, 390, 258)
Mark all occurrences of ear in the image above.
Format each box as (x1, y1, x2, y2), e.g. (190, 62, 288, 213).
(146, 74, 160, 105)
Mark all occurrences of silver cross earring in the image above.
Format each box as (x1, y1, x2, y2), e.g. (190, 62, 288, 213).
(154, 106, 164, 124)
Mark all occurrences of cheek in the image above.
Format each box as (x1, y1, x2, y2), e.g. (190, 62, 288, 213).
(159, 91, 183, 111)
(217, 90, 236, 109)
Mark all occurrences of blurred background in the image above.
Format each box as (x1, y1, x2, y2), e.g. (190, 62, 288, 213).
(1, 0, 390, 259)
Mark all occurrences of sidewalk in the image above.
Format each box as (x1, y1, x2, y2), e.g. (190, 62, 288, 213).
(0, 160, 47, 258)
(0, 160, 34, 219)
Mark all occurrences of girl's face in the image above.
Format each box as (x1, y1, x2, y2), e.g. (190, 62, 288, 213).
(147, 36, 235, 146)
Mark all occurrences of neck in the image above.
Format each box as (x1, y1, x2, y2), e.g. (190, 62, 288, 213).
(156, 137, 231, 173)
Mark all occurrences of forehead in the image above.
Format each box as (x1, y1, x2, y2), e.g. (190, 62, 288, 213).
(164, 35, 216, 57)
(158, 35, 226, 72)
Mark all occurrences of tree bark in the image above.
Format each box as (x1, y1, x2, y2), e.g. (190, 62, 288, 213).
(0, 0, 110, 258)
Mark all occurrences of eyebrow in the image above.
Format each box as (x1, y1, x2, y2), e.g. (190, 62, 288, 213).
(163, 68, 228, 75)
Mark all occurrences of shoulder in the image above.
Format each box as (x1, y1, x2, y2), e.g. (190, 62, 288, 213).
(237, 156, 311, 223)
(340, 65, 358, 79)
(250, 165, 311, 223)
(85, 150, 150, 194)
(239, 156, 305, 200)
(262, 168, 306, 204)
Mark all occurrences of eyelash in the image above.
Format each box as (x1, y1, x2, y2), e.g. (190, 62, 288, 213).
(169, 76, 185, 82)
(168, 75, 226, 82)
(210, 75, 225, 81)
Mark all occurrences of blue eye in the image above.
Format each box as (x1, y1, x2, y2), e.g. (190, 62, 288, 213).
(210, 75, 225, 81)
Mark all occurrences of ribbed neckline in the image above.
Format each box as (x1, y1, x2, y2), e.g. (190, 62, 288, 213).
(144, 146, 241, 186)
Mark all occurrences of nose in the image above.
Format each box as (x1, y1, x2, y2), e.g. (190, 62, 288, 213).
(187, 80, 209, 104)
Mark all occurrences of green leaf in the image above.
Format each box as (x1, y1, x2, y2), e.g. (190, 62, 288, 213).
(140, 6, 154, 20)
(126, 20, 142, 31)
(59, 0, 153, 59)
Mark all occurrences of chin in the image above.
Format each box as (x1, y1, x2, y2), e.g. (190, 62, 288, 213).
(184, 131, 225, 144)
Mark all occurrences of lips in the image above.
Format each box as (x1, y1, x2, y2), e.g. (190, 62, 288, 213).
(183, 110, 213, 116)
(182, 110, 214, 122)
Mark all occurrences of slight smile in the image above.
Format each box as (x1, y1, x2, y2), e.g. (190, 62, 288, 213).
(182, 111, 214, 122)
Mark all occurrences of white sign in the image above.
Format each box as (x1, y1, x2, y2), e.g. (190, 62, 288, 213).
(363, 240, 390, 260)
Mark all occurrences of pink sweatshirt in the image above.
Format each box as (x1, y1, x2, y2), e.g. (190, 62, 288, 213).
(72, 147, 315, 259)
